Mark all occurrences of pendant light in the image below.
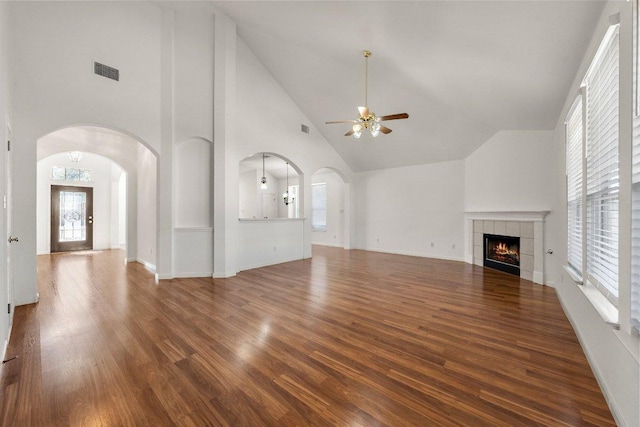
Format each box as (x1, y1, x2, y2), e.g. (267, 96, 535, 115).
(260, 153, 267, 189)
(283, 162, 295, 206)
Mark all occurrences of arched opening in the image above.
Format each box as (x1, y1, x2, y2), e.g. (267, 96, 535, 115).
(311, 167, 350, 250)
(37, 125, 158, 271)
(237, 152, 305, 271)
(239, 153, 302, 220)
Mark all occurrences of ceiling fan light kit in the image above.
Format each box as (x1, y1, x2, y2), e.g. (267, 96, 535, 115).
(326, 50, 408, 138)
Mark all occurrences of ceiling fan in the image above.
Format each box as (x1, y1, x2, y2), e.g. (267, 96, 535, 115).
(326, 50, 409, 138)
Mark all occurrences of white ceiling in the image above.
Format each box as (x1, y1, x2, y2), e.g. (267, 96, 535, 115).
(212, 1, 605, 172)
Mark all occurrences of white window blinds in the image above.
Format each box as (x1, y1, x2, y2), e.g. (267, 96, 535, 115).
(311, 183, 327, 231)
(632, 115, 640, 331)
(566, 96, 584, 277)
(632, 2, 640, 332)
(585, 24, 620, 306)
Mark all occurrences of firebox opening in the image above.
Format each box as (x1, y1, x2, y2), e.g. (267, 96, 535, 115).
(483, 234, 520, 276)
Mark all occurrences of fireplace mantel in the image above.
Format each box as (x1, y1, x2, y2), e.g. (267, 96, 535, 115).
(465, 211, 549, 222)
(464, 211, 549, 285)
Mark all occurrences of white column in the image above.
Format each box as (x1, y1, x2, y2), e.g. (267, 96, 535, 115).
(212, 13, 238, 278)
(156, 8, 174, 280)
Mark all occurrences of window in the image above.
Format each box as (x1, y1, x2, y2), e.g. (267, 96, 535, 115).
(566, 22, 620, 308)
(52, 166, 92, 182)
(584, 23, 620, 306)
(566, 96, 583, 277)
(311, 183, 327, 231)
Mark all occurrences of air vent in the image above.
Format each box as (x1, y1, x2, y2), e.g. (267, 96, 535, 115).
(94, 61, 119, 81)
(301, 124, 310, 134)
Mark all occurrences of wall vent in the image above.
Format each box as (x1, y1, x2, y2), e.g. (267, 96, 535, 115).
(301, 124, 310, 134)
(94, 61, 119, 81)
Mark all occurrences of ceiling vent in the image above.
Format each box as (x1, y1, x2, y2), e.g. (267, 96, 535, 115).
(94, 61, 119, 81)
(301, 124, 310, 134)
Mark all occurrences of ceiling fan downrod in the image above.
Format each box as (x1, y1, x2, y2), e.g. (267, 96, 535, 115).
(363, 50, 371, 109)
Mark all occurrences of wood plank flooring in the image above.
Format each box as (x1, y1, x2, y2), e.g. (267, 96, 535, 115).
(0, 247, 615, 426)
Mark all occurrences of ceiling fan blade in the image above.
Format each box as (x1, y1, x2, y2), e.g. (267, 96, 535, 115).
(378, 113, 409, 121)
(358, 106, 369, 118)
(380, 125, 392, 134)
(344, 129, 355, 136)
(326, 120, 358, 124)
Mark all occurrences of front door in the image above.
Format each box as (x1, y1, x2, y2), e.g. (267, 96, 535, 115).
(51, 185, 93, 252)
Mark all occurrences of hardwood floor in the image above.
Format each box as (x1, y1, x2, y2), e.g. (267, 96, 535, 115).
(0, 247, 615, 426)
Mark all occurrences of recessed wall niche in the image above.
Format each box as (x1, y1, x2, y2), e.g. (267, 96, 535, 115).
(239, 153, 301, 219)
(176, 137, 211, 227)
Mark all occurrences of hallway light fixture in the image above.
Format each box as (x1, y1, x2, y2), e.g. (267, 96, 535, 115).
(283, 162, 295, 206)
(260, 153, 267, 189)
(68, 151, 83, 163)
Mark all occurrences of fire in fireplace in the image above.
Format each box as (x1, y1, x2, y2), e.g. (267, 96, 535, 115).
(483, 234, 520, 276)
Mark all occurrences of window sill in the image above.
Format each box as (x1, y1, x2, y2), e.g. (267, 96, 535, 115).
(563, 265, 583, 284)
(564, 265, 618, 326)
(577, 280, 619, 328)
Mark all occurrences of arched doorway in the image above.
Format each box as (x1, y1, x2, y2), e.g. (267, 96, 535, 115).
(36, 125, 158, 270)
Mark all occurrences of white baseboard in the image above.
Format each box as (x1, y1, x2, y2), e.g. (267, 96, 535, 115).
(213, 271, 236, 279)
(136, 259, 156, 274)
(2, 322, 13, 361)
(556, 292, 627, 427)
(174, 272, 214, 278)
(532, 271, 544, 285)
(238, 256, 304, 273)
(311, 242, 344, 248)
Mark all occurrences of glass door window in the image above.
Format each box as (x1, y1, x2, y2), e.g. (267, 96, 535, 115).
(51, 185, 93, 252)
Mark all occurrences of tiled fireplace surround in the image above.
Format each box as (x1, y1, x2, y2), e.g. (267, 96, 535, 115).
(464, 211, 549, 284)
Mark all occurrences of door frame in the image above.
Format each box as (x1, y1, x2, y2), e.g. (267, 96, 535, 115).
(50, 185, 94, 253)
(5, 122, 13, 328)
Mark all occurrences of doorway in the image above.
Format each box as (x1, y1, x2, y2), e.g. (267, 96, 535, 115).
(50, 185, 93, 252)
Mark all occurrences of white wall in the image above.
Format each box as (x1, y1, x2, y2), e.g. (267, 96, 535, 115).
(312, 171, 344, 248)
(237, 220, 304, 271)
(464, 130, 556, 211)
(137, 146, 157, 270)
(36, 153, 124, 254)
(355, 160, 465, 261)
(239, 170, 257, 219)
(174, 12, 214, 144)
(118, 174, 126, 247)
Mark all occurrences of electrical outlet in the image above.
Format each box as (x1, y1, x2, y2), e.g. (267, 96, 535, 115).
(452, 244, 456, 249)
(376, 238, 380, 243)
(273, 246, 277, 252)
(430, 242, 434, 248)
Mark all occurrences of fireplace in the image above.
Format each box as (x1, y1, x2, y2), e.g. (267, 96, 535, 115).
(484, 233, 520, 276)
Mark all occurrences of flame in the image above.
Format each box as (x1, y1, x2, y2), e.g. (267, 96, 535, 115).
(493, 242, 519, 260)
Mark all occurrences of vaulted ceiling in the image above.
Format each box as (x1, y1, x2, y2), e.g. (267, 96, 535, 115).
(213, 1, 605, 172)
